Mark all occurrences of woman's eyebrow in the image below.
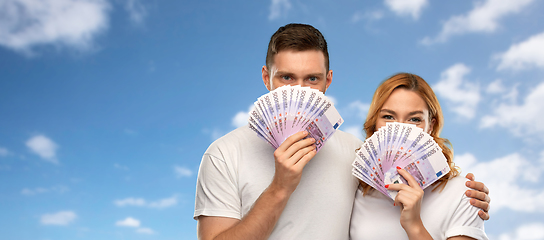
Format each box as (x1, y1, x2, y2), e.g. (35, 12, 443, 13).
(380, 109, 395, 114)
(407, 111, 425, 115)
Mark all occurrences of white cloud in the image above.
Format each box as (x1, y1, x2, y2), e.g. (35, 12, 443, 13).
(114, 195, 178, 209)
(21, 185, 69, 196)
(0, 0, 110, 55)
(25, 135, 59, 164)
(124, 0, 147, 24)
(40, 211, 77, 225)
(268, 0, 291, 20)
(384, 0, 428, 20)
(433, 63, 480, 119)
(174, 165, 192, 178)
(114, 197, 146, 207)
(480, 81, 544, 139)
(232, 105, 253, 128)
(116, 217, 140, 227)
(136, 227, 155, 234)
(498, 222, 544, 240)
(496, 31, 544, 71)
(0, 147, 9, 157)
(455, 152, 544, 213)
(421, 0, 535, 44)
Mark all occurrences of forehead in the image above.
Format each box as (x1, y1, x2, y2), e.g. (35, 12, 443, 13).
(382, 88, 429, 112)
(271, 50, 327, 73)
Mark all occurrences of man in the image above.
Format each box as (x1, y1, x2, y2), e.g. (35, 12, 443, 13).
(194, 23, 490, 239)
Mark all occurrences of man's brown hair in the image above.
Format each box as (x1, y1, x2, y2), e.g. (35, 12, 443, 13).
(266, 23, 329, 72)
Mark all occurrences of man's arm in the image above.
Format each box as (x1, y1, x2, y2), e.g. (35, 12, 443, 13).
(197, 131, 316, 240)
(464, 173, 491, 220)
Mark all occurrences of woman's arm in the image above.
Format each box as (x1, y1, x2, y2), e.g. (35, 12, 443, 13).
(449, 236, 477, 240)
(385, 167, 432, 240)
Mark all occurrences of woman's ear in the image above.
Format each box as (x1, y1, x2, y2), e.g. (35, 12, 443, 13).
(428, 118, 436, 134)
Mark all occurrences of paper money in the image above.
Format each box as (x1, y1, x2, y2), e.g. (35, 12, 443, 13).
(248, 85, 343, 152)
(352, 122, 451, 199)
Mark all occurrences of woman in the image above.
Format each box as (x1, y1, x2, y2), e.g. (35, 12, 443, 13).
(350, 73, 488, 240)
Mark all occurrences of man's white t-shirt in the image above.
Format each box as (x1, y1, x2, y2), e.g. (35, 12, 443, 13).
(350, 176, 488, 240)
(194, 125, 361, 239)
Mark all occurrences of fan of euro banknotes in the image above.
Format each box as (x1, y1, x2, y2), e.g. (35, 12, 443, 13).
(248, 85, 344, 152)
(352, 122, 451, 199)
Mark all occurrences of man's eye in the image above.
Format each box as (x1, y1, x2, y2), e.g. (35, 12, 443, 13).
(282, 76, 292, 81)
(308, 77, 318, 82)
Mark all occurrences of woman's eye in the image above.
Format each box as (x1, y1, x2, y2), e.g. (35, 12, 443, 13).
(382, 115, 393, 120)
(409, 117, 422, 123)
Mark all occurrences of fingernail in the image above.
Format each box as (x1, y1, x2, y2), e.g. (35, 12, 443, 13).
(385, 184, 389, 188)
(393, 203, 396, 206)
(303, 131, 308, 135)
(465, 190, 471, 197)
(396, 166, 401, 170)
(466, 181, 471, 187)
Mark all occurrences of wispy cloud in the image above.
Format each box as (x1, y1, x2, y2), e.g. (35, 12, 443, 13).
(268, 0, 291, 20)
(384, 0, 428, 20)
(455, 152, 544, 213)
(433, 63, 480, 119)
(480, 81, 544, 140)
(114, 163, 129, 171)
(123, 0, 147, 24)
(25, 135, 59, 164)
(421, 0, 535, 45)
(495, 31, 544, 71)
(136, 227, 155, 234)
(40, 211, 77, 226)
(114, 195, 178, 209)
(115, 217, 156, 234)
(351, 10, 384, 23)
(21, 185, 69, 196)
(0, 147, 9, 157)
(116, 217, 140, 227)
(0, 0, 111, 55)
(202, 128, 225, 141)
(174, 165, 192, 178)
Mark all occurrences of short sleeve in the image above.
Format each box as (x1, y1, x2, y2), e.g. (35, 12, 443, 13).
(445, 187, 488, 240)
(194, 152, 241, 220)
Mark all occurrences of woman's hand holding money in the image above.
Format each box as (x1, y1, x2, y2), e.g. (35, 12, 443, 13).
(271, 131, 317, 196)
(386, 167, 432, 240)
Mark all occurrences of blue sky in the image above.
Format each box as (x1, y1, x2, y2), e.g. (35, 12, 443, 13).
(1, 0, 544, 239)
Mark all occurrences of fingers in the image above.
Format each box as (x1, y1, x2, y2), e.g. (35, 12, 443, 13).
(276, 131, 312, 153)
(478, 210, 490, 221)
(467, 193, 491, 212)
(465, 189, 491, 204)
(396, 167, 421, 189)
(465, 173, 475, 181)
(465, 180, 490, 195)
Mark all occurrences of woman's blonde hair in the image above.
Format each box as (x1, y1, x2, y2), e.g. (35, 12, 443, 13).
(361, 73, 459, 194)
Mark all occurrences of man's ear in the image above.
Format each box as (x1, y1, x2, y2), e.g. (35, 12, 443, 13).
(325, 69, 333, 92)
(262, 65, 271, 91)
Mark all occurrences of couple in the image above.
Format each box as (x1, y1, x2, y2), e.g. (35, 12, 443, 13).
(194, 23, 489, 240)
